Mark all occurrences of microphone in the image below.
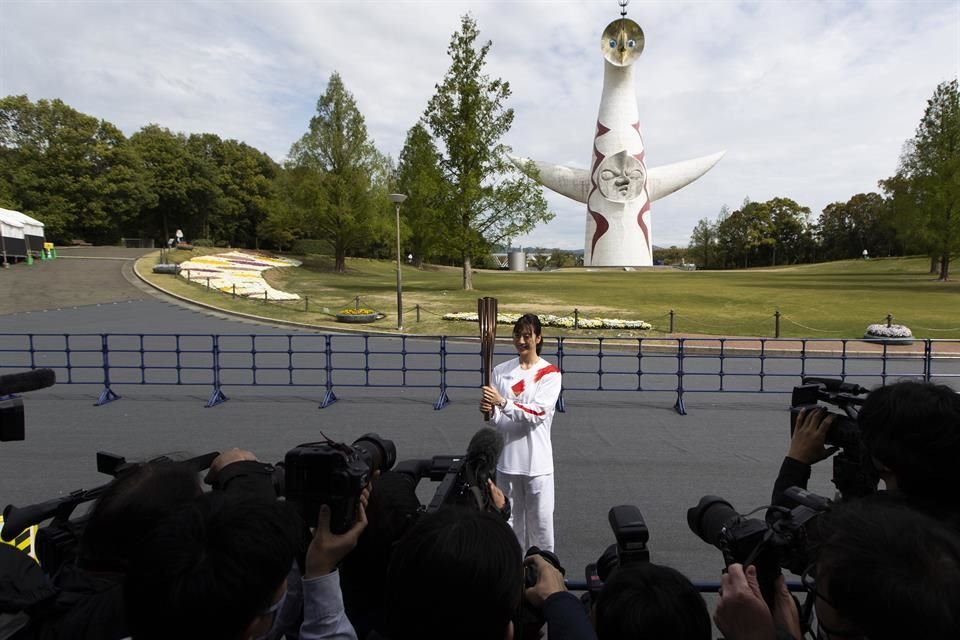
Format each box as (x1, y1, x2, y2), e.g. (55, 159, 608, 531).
(0, 369, 56, 397)
(464, 427, 504, 483)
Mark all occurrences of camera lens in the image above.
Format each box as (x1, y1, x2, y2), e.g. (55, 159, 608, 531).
(686, 496, 739, 548)
(352, 433, 397, 472)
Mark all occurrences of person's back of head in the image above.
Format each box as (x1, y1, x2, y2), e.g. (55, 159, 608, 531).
(77, 462, 202, 573)
(384, 505, 522, 640)
(125, 492, 302, 640)
(816, 495, 960, 639)
(594, 563, 711, 640)
(858, 381, 960, 515)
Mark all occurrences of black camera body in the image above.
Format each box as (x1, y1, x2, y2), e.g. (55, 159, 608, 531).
(687, 486, 831, 605)
(585, 505, 650, 599)
(790, 377, 878, 498)
(284, 433, 396, 534)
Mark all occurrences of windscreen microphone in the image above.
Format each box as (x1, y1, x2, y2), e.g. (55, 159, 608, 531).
(464, 427, 504, 475)
(0, 369, 56, 396)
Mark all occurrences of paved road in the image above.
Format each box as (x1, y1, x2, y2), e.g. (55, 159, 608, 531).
(0, 250, 956, 587)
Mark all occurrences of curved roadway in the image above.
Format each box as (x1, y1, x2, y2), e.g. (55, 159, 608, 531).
(0, 248, 922, 586)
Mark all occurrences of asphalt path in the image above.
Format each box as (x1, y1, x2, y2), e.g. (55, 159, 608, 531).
(1, 250, 958, 589)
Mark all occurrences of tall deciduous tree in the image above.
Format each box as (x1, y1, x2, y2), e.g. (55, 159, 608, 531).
(885, 80, 959, 280)
(687, 216, 718, 269)
(287, 72, 383, 272)
(423, 14, 552, 290)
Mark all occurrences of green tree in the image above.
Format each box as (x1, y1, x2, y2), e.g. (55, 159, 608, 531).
(423, 14, 552, 290)
(396, 123, 446, 267)
(0, 95, 150, 243)
(687, 216, 718, 268)
(549, 248, 573, 268)
(128, 125, 192, 243)
(767, 197, 811, 266)
(890, 79, 960, 280)
(287, 72, 383, 272)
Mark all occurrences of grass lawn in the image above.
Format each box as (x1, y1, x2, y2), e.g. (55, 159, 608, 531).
(137, 250, 960, 339)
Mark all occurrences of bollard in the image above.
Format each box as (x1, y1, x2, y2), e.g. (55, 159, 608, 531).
(574, 308, 579, 329)
(232, 284, 236, 298)
(416, 303, 421, 322)
(305, 295, 309, 312)
(354, 296, 360, 309)
(206, 277, 210, 290)
(669, 309, 675, 333)
(264, 290, 268, 303)
(774, 309, 781, 338)
(186, 270, 191, 282)
(886, 313, 893, 327)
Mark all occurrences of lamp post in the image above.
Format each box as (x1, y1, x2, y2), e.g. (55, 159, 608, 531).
(388, 193, 408, 330)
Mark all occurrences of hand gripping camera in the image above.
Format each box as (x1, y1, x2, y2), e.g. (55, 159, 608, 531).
(687, 486, 832, 606)
(284, 433, 396, 534)
(790, 377, 878, 498)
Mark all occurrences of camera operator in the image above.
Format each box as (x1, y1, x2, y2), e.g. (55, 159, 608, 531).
(125, 486, 369, 640)
(772, 381, 960, 528)
(379, 505, 595, 640)
(19, 461, 204, 639)
(714, 495, 960, 639)
(593, 564, 711, 640)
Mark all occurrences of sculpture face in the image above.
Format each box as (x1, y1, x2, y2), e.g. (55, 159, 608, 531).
(600, 18, 644, 67)
(597, 151, 646, 202)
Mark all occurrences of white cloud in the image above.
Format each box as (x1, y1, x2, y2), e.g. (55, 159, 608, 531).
(1, 0, 957, 250)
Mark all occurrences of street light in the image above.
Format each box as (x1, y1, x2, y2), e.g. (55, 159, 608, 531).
(388, 193, 408, 330)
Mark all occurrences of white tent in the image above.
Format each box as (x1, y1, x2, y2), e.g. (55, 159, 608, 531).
(0, 210, 27, 261)
(0, 208, 44, 255)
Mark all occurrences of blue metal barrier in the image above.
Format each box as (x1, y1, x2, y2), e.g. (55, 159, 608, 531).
(0, 333, 957, 409)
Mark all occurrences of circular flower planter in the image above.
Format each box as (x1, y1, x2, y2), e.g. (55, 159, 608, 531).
(863, 323, 914, 345)
(336, 313, 379, 324)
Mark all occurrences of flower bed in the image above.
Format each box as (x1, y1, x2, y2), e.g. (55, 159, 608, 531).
(442, 312, 652, 331)
(177, 251, 302, 300)
(863, 323, 914, 344)
(336, 308, 381, 324)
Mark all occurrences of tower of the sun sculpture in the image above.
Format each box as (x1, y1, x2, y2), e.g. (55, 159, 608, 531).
(512, 5, 724, 266)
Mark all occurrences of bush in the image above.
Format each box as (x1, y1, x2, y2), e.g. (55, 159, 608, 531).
(291, 239, 331, 255)
(192, 238, 215, 247)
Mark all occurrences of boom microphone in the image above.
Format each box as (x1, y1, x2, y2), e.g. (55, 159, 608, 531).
(464, 427, 504, 482)
(0, 369, 56, 397)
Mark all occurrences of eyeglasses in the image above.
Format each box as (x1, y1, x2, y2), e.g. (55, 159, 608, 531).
(801, 564, 864, 639)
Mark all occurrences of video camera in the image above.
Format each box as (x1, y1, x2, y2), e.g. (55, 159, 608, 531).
(1, 450, 218, 574)
(284, 433, 396, 534)
(790, 377, 879, 498)
(0, 368, 57, 442)
(687, 486, 832, 606)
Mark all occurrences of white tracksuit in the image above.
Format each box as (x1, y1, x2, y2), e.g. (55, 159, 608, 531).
(489, 356, 562, 553)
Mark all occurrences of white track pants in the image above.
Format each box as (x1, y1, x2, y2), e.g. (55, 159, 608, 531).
(497, 471, 555, 553)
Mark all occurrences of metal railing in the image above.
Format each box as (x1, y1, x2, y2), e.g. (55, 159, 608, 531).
(1, 333, 957, 411)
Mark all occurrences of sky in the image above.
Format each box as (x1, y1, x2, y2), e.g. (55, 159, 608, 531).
(1, 0, 958, 249)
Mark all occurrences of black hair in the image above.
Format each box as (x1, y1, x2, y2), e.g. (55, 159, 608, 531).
(125, 492, 302, 640)
(341, 471, 422, 638)
(76, 462, 202, 573)
(594, 563, 711, 640)
(858, 380, 960, 515)
(384, 505, 522, 640)
(816, 495, 960, 640)
(513, 313, 544, 355)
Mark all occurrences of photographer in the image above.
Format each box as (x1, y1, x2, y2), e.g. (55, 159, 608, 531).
(593, 564, 711, 640)
(714, 495, 960, 639)
(380, 505, 595, 640)
(772, 381, 960, 528)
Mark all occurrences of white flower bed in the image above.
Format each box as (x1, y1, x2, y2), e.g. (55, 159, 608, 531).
(442, 312, 652, 331)
(864, 323, 913, 339)
(178, 251, 302, 300)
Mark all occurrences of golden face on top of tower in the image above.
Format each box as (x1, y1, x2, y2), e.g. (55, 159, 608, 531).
(600, 18, 644, 67)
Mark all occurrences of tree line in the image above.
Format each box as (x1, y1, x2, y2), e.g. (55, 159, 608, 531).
(686, 79, 959, 280)
(0, 15, 549, 289)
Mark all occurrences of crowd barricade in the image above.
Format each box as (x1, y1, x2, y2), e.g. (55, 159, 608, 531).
(0, 333, 957, 411)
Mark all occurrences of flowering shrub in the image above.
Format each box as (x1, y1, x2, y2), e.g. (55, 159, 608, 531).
(338, 308, 378, 315)
(442, 312, 652, 331)
(864, 324, 913, 339)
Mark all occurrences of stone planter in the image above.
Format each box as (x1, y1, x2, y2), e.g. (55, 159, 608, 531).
(863, 323, 914, 345)
(336, 313, 379, 324)
(862, 335, 915, 346)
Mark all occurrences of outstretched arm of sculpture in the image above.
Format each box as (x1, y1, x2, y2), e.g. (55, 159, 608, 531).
(646, 151, 725, 202)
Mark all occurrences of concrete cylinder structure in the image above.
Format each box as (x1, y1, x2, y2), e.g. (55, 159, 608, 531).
(508, 250, 526, 272)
